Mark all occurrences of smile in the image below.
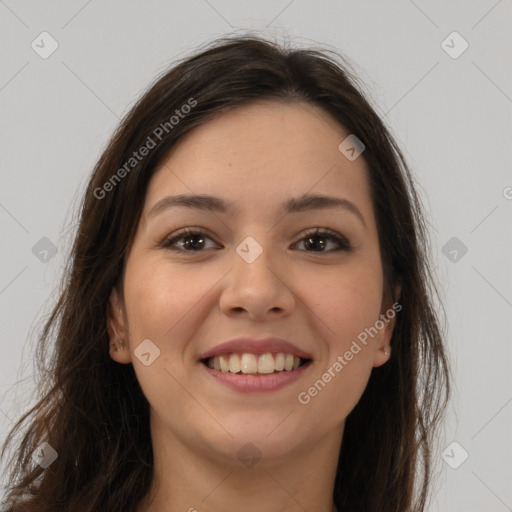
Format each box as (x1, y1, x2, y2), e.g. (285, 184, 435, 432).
(203, 352, 311, 375)
(201, 353, 312, 392)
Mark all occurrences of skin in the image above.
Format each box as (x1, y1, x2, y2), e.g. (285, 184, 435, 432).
(107, 100, 396, 512)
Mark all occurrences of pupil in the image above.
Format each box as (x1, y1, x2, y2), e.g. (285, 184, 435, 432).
(183, 235, 327, 251)
(185, 235, 204, 250)
(306, 236, 325, 251)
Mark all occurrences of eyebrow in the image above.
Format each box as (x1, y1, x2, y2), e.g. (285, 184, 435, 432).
(148, 193, 366, 227)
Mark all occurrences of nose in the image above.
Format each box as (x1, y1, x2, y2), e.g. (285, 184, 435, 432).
(218, 238, 296, 321)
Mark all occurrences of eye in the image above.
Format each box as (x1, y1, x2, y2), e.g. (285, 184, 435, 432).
(293, 228, 351, 253)
(161, 227, 350, 253)
(161, 228, 220, 252)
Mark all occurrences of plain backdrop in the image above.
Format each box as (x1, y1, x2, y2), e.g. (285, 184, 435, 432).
(1, 1, 511, 510)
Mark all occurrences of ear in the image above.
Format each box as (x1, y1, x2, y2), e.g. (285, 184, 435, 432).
(372, 284, 401, 368)
(107, 287, 132, 364)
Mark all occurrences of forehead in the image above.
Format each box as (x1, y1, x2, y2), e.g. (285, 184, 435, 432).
(143, 100, 373, 221)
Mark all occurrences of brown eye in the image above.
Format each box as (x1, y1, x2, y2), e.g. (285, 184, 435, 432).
(162, 229, 219, 252)
(293, 228, 351, 253)
(161, 227, 350, 254)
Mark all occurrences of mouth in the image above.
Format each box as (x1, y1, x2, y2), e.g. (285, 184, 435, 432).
(198, 337, 314, 392)
(201, 352, 312, 375)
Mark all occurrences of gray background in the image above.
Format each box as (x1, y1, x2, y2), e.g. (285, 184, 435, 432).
(1, 1, 511, 510)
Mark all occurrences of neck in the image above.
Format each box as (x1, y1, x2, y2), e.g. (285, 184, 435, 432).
(137, 413, 343, 512)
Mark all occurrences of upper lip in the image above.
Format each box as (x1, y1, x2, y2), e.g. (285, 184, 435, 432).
(199, 337, 313, 360)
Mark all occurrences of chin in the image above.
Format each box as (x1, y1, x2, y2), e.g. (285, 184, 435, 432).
(195, 413, 311, 464)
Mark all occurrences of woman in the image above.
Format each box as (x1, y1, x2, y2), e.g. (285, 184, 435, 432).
(1, 35, 450, 512)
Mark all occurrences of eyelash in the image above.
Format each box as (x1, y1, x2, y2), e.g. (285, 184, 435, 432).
(160, 227, 351, 254)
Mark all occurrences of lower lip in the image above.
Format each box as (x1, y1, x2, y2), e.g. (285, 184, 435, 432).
(201, 362, 312, 392)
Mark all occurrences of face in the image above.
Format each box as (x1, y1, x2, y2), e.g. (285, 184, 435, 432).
(108, 101, 395, 465)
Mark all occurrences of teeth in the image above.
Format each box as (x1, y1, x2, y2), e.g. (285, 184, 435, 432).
(219, 355, 230, 372)
(207, 352, 306, 375)
(275, 352, 285, 371)
(240, 353, 257, 374)
(257, 353, 275, 374)
(229, 353, 241, 373)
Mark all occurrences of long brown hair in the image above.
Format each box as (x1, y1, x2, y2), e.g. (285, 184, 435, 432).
(1, 35, 450, 511)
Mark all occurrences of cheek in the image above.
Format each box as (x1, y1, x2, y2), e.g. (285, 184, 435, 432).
(123, 257, 195, 342)
(294, 261, 382, 419)
(121, 257, 215, 389)
(121, 259, 200, 435)
(312, 259, 384, 346)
